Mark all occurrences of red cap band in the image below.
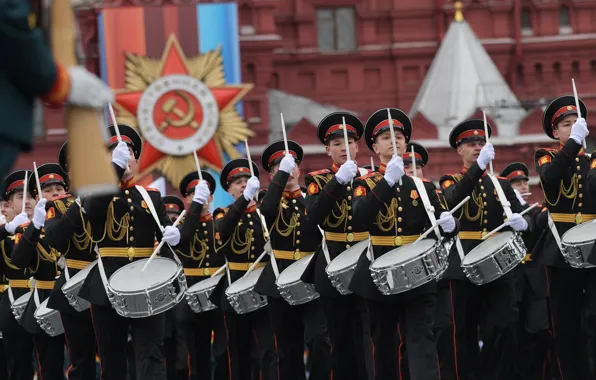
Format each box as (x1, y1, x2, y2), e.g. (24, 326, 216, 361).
(267, 150, 297, 166)
(166, 203, 181, 212)
(227, 167, 250, 182)
(507, 170, 526, 180)
(39, 174, 65, 185)
(551, 105, 577, 127)
(186, 179, 211, 194)
(6, 180, 25, 192)
(372, 119, 404, 137)
(456, 129, 485, 144)
(107, 135, 133, 146)
(324, 124, 357, 138)
(403, 152, 423, 161)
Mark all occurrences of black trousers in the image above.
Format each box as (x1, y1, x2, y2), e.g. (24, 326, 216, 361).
(546, 266, 596, 379)
(164, 305, 189, 380)
(62, 310, 97, 380)
(268, 297, 331, 380)
(223, 308, 277, 380)
(91, 304, 166, 380)
(365, 290, 438, 380)
(0, 338, 6, 380)
(3, 329, 33, 380)
(435, 278, 518, 380)
(33, 333, 65, 380)
(326, 294, 372, 380)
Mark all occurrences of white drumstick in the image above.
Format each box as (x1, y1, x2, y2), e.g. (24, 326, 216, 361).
(33, 162, 42, 198)
(483, 111, 493, 176)
(482, 203, 539, 240)
(211, 264, 227, 278)
(141, 210, 186, 272)
(370, 157, 375, 171)
(280, 113, 289, 155)
(387, 109, 402, 186)
(520, 193, 532, 197)
(192, 151, 203, 181)
(108, 104, 122, 142)
(21, 171, 28, 214)
(572, 79, 587, 150)
(246, 250, 268, 274)
(244, 139, 254, 177)
(342, 117, 351, 163)
(411, 145, 417, 178)
(414, 196, 470, 244)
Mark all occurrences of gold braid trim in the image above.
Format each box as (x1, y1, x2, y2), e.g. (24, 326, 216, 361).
(540, 174, 579, 208)
(365, 178, 376, 190)
(375, 198, 398, 232)
(1, 241, 21, 270)
(72, 221, 92, 251)
(324, 199, 348, 229)
(37, 244, 57, 262)
(54, 199, 68, 215)
(231, 224, 253, 255)
(464, 192, 483, 223)
(274, 202, 299, 239)
(105, 202, 130, 242)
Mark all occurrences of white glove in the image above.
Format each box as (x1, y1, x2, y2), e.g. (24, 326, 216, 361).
(477, 143, 495, 171)
(384, 155, 405, 186)
(193, 181, 210, 205)
(162, 225, 181, 246)
(336, 160, 357, 185)
(569, 118, 589, 145)
(437, 212, 456, 233)
(278, 154, 296, 174)
(513, 189, 527, 206)
(5, 213, 30, 234)
(32, 199, 48, 229)
(111, 141, 130, 169)
(243, 176, 260, 201)
(67, 66, 114, 109)
(505, 213, 528, 232)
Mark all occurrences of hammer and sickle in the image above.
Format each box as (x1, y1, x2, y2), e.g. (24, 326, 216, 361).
(159, 90, 200, 131)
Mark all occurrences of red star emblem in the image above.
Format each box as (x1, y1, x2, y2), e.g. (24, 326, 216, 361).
(114, 36, 251, 175)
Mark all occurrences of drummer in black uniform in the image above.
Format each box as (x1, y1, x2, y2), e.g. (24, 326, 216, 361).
(175, 170, 229, 380)
(42, 142, 97, 380)
(533, 96, 596, 378)
(255, 140, 331, 379)
(11, 164, 68, 380)
(301, 112, 372, 380)
(438, 119, 532, 380)
(210, 158, 277, 380)
(403, 141, 448, 209)
(79, 125, 180, 380)
(350, 108, 457, 380)
(0, 171, 34, 380)
(499, 162, 550, 379)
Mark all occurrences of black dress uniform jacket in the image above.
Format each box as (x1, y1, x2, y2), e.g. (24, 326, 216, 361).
(79, 166, 172, 307)
(254, 170, 321, 298)
(44, 194, 95, 313)
(11, 223, 59, 335)
(301, 164, 370, 297)
(349, 168, 455, 301)
(439, 162, 532, 280)
(209, 195, 268, 312)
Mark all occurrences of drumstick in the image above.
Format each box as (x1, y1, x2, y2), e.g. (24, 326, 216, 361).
(387, 109, 402, 186)
(482, 203, 539, 240)
(572, 79, 588, 150)
(483, 111, 494, 176)
(192, 151, 203, 181)
(211, 264, 227, 278)
(108, 103, 122, 142)
(33, 162, 42, 198)
(520, 193, 531, 197)
(370, 157, 375, 171)
(414, 196, 471, 244)
(21, 171, 28, 214)
(411, 145, 417, 178)
(280, 113, 289, 155)
(141, 210, 186, 272)
(342, 117, 351, 163)
(245, 140, 254, 177)
(246, 250, 268, 274)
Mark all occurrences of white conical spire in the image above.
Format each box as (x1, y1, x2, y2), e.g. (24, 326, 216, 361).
(409, 2, 526, 140)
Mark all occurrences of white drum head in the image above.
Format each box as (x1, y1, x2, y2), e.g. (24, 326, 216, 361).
(63, 261, 97, 292)
(34, 299, 52, 317)
(109, 257, 179, 292)
(327, 239, 369, 272)
(188, 274, 222, 292)
(563, 222, 596, 244)
(463, 231, 515, 264)
(227, 267, 265, 293)
(371, 239, 436, 269)
(277, 254, 314, 286)
(14, 292, 31, 306)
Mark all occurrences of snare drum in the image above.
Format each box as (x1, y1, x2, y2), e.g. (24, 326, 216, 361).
(370, 239, 446, 295)
(34, 299, 64, 337)
(276, 254, 319, 305)
(186, 274, 223, 313)
(461, 231, 526, 286)
(61, 261, 97, 312)
(561, 222, 596, 268)
(11, 292, 31, 322)
(107, 257, 187, 318)
(325, 239, 369, 295)
(225, 267, 267, 314)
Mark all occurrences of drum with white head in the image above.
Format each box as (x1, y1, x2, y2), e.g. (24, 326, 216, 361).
(461, 231, 526, 285)
(225, 267, 267, 314)
(186, 274, 223, 313)
(34, 298, 64, 337)
(107, 257, 187, 318)
(11, 292, 31, 322)
(276, 254, 319, 305)
(561, 221, 596, 268)
(61, 260, 97, 312)
(325, 239, 369, 295)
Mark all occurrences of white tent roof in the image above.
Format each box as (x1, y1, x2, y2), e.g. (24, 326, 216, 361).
(267, 89, 354, 142)
(409, 7, 527, 140)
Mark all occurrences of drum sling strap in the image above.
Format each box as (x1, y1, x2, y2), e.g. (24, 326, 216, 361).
(547, 212, 565, 254)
